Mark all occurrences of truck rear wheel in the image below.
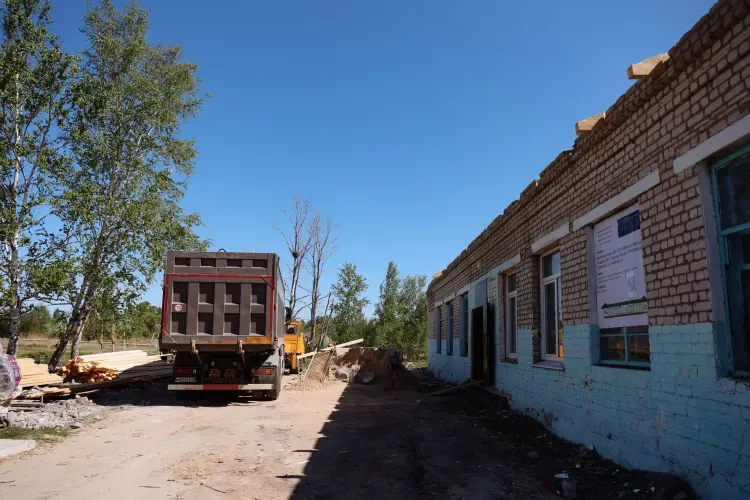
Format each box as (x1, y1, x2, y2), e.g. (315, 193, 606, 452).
(266, 347, 284, 401)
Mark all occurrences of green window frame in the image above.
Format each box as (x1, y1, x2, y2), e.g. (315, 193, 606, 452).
(599, 325, 650, 368)
(711, 144, 750, 375)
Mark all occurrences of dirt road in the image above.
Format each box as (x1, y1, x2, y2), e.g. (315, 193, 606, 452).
(0, 378, 690, 500)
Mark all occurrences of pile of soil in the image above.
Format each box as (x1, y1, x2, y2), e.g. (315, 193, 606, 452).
(289, 347, 419, 390)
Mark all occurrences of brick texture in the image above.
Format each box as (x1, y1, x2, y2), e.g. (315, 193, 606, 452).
(426, 1, 750, 498)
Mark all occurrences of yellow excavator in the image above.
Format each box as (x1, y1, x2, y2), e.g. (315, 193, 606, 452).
(283, 321, 305, 374)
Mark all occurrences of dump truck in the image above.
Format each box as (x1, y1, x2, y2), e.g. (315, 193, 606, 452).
(159, 251, 286, 399)
(283, 321, 305, 373)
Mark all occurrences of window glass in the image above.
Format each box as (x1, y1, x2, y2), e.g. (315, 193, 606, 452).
(507, 274, 516, 293)
(599, 326, 649, 365)
(628, 334, 651, 363)
(542, 251, 560, 278)
(508, 296, 517, 354)
(715, 151, 750, 229)
(544, 281, 557, 355)
(600, 333, 626, 361)
(713, 149, 750, 373)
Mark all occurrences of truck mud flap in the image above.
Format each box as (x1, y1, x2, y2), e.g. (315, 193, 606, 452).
(168, 384, 274, 391)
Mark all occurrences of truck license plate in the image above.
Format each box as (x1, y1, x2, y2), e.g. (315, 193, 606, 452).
(175, 376, 197, 383)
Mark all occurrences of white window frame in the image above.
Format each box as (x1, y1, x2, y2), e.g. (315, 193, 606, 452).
(540, 250, 562, 361)
(505, 272, 518, 358)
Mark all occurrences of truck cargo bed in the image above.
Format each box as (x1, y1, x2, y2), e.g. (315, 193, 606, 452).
(160, 251, 285, 352)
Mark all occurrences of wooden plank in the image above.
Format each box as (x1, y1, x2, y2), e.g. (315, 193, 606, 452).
(79, 350, 149, 361)
(65, 372, 172, 394)
(331, 338, 364, 349)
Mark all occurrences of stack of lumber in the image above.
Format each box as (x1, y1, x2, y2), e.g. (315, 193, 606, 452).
(78, 350, 164, 371)
(16, 358, 64, 388)
(74, 350, 172, 386)
(59, 357, 119, 383)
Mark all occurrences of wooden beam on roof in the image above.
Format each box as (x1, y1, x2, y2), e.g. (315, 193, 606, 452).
(627, 53, 670, 80)
(432, 271, 443, 279)
(575, 112, 606, 137)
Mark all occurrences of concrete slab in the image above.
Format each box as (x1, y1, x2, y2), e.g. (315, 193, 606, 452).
(0, 439, 35, 458)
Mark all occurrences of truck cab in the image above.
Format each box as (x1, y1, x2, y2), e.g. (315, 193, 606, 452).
(283, 321, 305, 373)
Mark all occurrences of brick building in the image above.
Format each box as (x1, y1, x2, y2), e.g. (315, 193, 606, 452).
(426, 1, 750, 498)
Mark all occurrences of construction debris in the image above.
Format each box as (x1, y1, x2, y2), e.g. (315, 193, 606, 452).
(7, 396, 102, 429)
(59, 357, 119, 383)
(17, 387, 71, 400)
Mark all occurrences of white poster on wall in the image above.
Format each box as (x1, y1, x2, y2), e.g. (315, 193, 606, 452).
(594, 204, 648, 329)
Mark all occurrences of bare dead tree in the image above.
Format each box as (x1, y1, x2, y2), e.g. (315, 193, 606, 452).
(307, 213, 337, 347)
(274, 195, 313, 321)
(316, 292, 334, 351)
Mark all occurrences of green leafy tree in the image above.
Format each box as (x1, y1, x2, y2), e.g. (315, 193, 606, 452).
(371, 261, 402, 348)
(330, 262, 368, 343)
(0, 0, 77, 354)
(20, 304, 55, 336)
(398, 274, 428, 360)
(48, 0, 207, 368)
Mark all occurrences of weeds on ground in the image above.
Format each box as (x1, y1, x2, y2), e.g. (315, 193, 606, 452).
(0, 427, 70, 443)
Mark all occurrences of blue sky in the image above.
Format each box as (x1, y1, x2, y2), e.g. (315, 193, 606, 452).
(52, 0, 716, 316)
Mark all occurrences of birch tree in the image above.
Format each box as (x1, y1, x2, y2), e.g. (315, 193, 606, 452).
(48, 0, 206, 368)
(274, 194, 312, 321)
(0, 0, 76, 355)
(307, 213, 336, 349)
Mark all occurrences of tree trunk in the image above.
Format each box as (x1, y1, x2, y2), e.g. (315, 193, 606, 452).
(6, 79, 22, 356)
(48, 280, 90, 370)
(7, 293, 21, 355)
(70, 300, 92, 360)
(111, 322, 116, 352)
(49, 318, 77, 370)
(309, 281, 319, 349)
(6, 229, 22, 355)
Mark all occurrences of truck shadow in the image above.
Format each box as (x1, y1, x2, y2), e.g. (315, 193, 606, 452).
(88, 381, 262, 408)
